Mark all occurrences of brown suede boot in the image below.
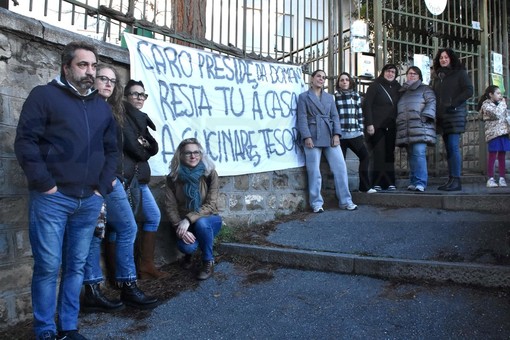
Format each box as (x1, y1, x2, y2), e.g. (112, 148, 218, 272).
(104, 241, 117, 288)
(137, 231, 170, 280)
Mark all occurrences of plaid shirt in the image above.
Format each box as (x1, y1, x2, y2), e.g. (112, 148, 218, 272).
(334, 90, 364, 133)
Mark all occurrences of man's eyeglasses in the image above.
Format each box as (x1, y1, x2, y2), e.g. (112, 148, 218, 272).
(407, 72, 418, 76)
(183, 151, 202, 158)
(128, 92, 148, 100)
(97, 75, 117, 85)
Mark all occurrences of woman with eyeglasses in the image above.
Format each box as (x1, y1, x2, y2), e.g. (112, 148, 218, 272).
(82, 67, 158, 312)
(164, 138, 222, 280)
(395, 66, 437, 192)
(122, 79, 168, 280)
(363, 63, 401, 192)
(297, 69, 357, 213)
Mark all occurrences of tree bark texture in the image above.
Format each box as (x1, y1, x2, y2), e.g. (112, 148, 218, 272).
(171, 0, 207, 46)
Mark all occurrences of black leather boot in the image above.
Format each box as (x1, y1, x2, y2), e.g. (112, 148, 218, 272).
(445, 177, 462, 191)
(81, 283, 124, 313)
(438, 177, 453, 190)
(181, 254, 193, 270)
(120, 281, 158, 309)
(197, 260, 214, 280)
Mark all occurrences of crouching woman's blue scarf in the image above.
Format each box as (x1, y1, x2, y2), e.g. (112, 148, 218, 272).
(178, 161, 206, 212)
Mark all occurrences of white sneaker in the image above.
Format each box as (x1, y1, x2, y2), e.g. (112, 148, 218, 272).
(407, 184, 416, 191)
(366, 188, 378, 194)
(499, 178, 507, 187)
(342, 203, 358, 211)
(313, 207, 324, 213)
(487, 178, 498, 188)
(415, 185, 425, 192)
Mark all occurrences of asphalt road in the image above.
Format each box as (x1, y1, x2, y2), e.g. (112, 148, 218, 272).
(78, 261, 510, 340)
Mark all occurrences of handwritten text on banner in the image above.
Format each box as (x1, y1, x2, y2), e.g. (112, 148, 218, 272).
(123, 33, 306, 176)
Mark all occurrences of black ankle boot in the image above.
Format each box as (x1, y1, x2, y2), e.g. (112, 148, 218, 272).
(438, 177, 453, 190)
(181, 254, 193, 270)
(81, 283, 124, 313)
(445, 177, 462, 191)
(197, 260, 214, 280)
(120, 281, 158, 309)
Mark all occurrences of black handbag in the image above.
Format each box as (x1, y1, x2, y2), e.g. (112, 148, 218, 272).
(124, 164, 142, 216)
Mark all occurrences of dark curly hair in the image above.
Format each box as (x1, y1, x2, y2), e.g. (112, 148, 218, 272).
(432, 48, 465, 71)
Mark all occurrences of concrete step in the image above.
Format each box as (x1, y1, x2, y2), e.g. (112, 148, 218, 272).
(220, 176, 510, 288)
(352, 176, 510, 214)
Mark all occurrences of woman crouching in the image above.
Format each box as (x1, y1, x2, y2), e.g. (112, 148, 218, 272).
(164, 138, 222, 280)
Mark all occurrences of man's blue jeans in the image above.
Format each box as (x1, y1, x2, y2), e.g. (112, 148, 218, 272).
(84, 179, 137, 284)
(407, 143, 428, 188)
(29, 190, 103, 336)
(177, 215, 222, 261)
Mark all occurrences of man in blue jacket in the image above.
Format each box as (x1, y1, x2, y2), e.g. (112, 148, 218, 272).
(14, 41, 118, 340)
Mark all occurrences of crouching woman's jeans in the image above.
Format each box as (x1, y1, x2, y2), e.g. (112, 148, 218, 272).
(177, 215, 222, 261)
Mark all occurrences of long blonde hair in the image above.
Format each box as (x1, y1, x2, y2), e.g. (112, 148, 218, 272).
(169, 138, 215, 181)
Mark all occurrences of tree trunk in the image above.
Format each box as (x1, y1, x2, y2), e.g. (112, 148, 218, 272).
(171, 0, 207, 47)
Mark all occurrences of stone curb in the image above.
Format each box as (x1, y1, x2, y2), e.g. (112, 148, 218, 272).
(219, 243, 510, 288)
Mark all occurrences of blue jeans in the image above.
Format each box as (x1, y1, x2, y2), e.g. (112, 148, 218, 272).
(407, 143, 428, 188)
(29, 190, 103, 337)
(107, 183, 161, 242)
(442, 134, 461, 177)
(140, 184, 161, 232)
(303, 145, 353, 209)
(84, 179, 137, 284)
(177, 215, 222, 261)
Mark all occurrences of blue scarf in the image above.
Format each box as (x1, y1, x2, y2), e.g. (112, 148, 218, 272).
(178, 161, 206, 212)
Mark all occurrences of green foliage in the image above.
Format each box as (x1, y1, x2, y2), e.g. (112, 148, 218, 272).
(215, 223, 237, 243)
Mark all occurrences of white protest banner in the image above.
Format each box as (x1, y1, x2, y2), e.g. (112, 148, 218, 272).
(123, 33, 306, 176)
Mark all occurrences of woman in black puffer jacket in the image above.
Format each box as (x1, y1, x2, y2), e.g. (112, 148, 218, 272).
(430, 48, 473, 191)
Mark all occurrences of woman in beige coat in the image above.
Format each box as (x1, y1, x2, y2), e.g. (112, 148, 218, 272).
(164, 138, 222, 280)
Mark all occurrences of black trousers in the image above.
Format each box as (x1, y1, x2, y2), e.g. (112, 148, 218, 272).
(340, 135, 371, 192)
(365, 127, 396, 189)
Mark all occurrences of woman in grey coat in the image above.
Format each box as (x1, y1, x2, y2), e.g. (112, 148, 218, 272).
(297, 69, 357, 212)
(396, 66, 436, 192)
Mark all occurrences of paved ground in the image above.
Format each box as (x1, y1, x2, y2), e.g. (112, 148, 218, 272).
(77, 262, 510, 340)
(72, 178, 510, 339)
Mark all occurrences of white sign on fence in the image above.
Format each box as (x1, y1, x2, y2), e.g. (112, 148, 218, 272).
(123, 33, 306, 176)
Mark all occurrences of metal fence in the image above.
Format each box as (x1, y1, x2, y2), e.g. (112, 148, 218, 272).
(8, 0, 509, 176)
